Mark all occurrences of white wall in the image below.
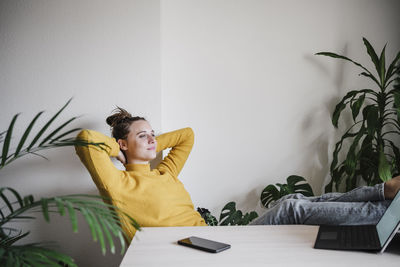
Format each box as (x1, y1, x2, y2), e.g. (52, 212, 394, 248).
(1, 0, 400, 266)
(161, 0, 400, 216)
(0, 0, 160, 266)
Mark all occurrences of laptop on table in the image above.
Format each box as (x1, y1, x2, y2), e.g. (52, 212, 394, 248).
(314, 190, 400, 253)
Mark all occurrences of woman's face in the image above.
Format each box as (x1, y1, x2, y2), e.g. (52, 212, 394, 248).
(119, 120, 157, 164)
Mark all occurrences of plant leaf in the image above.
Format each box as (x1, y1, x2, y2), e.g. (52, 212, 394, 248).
(379, 44, 386, 88)
(359, 72, 381, 87)
(363, 38, 381, 84)
(366, 105, 379, 136)
(1, 113, 20, 166)
(351, 94, 365, 121)
(378, 147, 392, 182)
(99, 216, 115, 255)
(218, 202, 252, 226)
(14, 111, 44, 158)
(54, 197, 65, 216)
(240, 211, 258, 225)
(293, 184, 314, 196)
(386, 51, 400, 81)
(27, 98, 72, 151)
(344, 127, 365, 177)
(393, 91, 400, 122)
(286, 175, 306, 186)
(331, 89, 374, 127)
(332, 101, 346, 128)
(87, 209, 106, 255)
(330, 129, 359, 171)
(205, 213, 218, 226)
(0, 187, 24, 212)
(39, 117, 78, 146)
(327, 165, 345, 192)
(388, 140, 400, 173)
(0, 232, 30, 246)
(23, 195, 34, 206)
(219, 202, 236, 223)
(49, 128, 82, 144)
(197, 207, 218, 226)
(0, 244, 77, 267)
(315, 52, 370, 74)
(41, 198, 50, 222)
(260, 185, 280, 208)
(66, 200, 78, 232)
(359, 135, 376, 183)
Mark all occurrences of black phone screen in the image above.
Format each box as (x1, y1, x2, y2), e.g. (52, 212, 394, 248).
(177, 236, 231, 253)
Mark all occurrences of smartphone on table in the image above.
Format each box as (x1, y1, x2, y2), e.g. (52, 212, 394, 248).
(177, 236, 231, 253)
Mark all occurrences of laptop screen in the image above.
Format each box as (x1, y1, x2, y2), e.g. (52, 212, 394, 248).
(376, 191, 400, 247)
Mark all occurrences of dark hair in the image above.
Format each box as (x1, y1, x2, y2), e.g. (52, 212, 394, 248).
(106, 107, 146, 140)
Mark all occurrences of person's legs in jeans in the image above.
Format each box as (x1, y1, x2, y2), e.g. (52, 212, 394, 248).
(251, 198, 390, 225)
(251, 183, 390, 225)
(276, 183, 384, 203)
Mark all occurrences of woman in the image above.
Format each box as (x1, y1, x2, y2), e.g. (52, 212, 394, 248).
(76, 108, 400, 235)
(75, 108, 207, 240)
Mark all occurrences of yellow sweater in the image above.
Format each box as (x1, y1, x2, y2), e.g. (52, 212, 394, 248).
(75, 127, 206, 240)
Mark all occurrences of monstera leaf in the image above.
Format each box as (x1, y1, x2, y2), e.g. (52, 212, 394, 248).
(197, 207, 218, 226)
(260, 175, 314, 208)
(197, 203, 258, 226)
(219, 202, 258, 226)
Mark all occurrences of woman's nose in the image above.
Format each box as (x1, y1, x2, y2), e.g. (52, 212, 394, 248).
(148, 135, 155, 143)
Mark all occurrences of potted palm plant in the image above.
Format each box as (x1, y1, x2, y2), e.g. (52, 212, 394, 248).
(316, 38, 400, 192)
(0, 99, 140, 266)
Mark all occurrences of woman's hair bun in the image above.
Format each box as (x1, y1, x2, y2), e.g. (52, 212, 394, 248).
(106, 107, 133, 128)
(106, 107, 146, 140)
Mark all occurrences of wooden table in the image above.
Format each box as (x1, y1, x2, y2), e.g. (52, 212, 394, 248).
(120, 225, 400, 266)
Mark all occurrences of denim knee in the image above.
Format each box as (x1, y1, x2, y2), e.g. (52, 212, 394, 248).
(282, 199, 303, 224)
(273, 198, 305, 224)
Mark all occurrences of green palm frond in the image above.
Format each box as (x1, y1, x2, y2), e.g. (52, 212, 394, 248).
(0, 187, 140, 258)
(0, 99, 140, 265)
(0, 99, 106, 169)
(0, 242, 77, 267)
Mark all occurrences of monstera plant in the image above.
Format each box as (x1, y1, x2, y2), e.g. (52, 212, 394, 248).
(316, 38, 400, 192)
(0, 99, 139, 266)
(260, 175, 314, 208)
(198, 175, 314, 224)
(197, 203, 258, 226)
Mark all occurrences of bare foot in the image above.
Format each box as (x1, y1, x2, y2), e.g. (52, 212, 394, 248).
(384, 175, 400, 199)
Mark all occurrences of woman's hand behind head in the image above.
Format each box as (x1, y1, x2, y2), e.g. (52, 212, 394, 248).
(116, 150, 127, 165)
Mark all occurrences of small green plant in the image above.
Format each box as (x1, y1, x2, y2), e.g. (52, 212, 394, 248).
(197, 203, 258, 226)
(316, 38, 400, 192)
(198, 176, 314, 224)
(219, 202, 258, 226)
(197, 208, 218, 226)
(260, 175, 314, 208)
(0, 100, 140, 266)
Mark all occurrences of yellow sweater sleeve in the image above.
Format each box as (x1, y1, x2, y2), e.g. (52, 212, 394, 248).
(75, 130, 124, 191)
(155, 127, 194, 178)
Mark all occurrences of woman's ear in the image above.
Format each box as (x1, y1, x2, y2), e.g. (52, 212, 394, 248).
(117, 139, 128, 151)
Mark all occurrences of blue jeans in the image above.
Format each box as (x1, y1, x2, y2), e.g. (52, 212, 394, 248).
(250, 183, 391, 225)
